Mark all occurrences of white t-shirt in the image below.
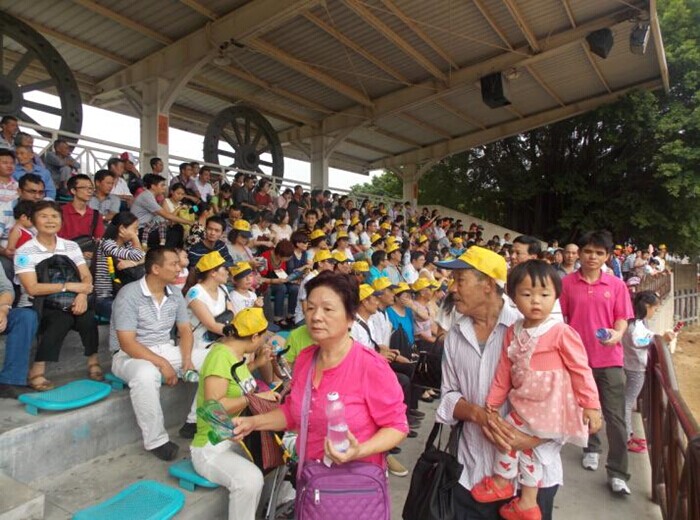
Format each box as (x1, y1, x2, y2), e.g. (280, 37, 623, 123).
(294, 270, 318, 324)
(186, 284, 229, 348)
(110, 177, 131, 197)
(231, 289, 257, 315)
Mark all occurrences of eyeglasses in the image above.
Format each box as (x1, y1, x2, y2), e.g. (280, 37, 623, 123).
(22, 189, 45, 195)
(75, 186, 94, 191)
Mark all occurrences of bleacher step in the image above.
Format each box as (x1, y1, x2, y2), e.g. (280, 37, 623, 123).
(0, 472, 44, 520)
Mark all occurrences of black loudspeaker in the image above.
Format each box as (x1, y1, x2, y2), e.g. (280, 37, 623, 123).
(480, 72, 511, 109)
(630, 24, 650, 55)
(586, 28, 614, 59)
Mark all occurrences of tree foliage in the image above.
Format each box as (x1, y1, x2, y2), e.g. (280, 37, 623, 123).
(351, 0, 700, 254)
(348, 170, 402, 199)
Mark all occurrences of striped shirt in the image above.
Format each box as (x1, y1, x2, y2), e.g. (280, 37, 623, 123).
(0, 177, 18, 246)
(94, 239, 145, 298)
(109, 277, 188, 352)
(14, 237, 86, 307)
(436, 295, 564, 491)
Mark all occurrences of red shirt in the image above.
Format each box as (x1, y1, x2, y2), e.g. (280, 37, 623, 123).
(59, 203, 105, 240)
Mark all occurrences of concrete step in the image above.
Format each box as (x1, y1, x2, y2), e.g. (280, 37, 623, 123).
(0, 473, 44, 520)
(0, 377, 197, 483)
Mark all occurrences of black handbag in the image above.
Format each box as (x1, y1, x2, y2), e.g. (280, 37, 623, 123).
(402, 422, 464, 520)
(412, 338, 444, 390)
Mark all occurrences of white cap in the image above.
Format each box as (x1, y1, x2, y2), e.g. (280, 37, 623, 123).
(327, 392, 339, 401)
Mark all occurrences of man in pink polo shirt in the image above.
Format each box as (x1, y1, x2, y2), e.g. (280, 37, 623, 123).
(560, 230, 634, 496)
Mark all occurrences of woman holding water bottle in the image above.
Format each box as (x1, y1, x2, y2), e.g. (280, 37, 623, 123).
(190, 307, 280, 520)
(233, 269, 408, 469)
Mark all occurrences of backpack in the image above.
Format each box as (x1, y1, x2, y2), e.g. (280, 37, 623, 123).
(389, 325, 415, 359)
(33, 254, 87, 316)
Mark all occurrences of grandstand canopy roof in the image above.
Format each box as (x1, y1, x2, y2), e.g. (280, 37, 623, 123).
(0, 0, 669, 175)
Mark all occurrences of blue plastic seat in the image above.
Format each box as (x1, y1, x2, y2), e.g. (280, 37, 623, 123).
(72, 480, 185, 520)
(277, 330, 290, 340)
(18, 380, 111, 415)
(95, 314, 110, 325)
(168, 459, 219, 491)
(105, 372, 127, 391)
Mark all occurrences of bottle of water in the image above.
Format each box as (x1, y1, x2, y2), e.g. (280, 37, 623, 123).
(326, 392, 349, 453)
(595, 328, 612, 342)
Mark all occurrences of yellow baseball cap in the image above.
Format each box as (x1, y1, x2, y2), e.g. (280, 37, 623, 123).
(430, 281, 442, 291)
(386, 236, 397, 246)
(335, 231, 349, 240)
(313, 249, 335, 264)
(370, 233, 384, 245)
(335, 220, 345, 228)
(417, 234, 429, 244)
(452, 237, 463, 245)
(659, 244, 667, 250)
(195, 251, 226, 272)
(231, 307, 268, 337)
(386, 243, 400, 255)
(332, 251, 349, 263)
(358, 284, 376, 302)
(614, 244, 623, 250)
(309, 229, 327, 241)
(372, 277, 395, 292)
(436, 246, 507, 287)
(350, 217, 360, 226)
(409, 226, 418, 234)
(230, 261, 253, 279)
(392, 282, 411, 295)
(411, 278, 432, 292)
(232, 219, 252, 237)
(380, 222, 391, 230)
(352, 260, 370, 273)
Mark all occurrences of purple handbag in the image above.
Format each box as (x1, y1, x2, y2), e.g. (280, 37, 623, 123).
(295, 350, 391, 520)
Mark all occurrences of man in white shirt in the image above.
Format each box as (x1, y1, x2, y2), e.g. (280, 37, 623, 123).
(107, 157, 132, 208)
(435, 247, 561, 520)
(186, 166, 214, 202)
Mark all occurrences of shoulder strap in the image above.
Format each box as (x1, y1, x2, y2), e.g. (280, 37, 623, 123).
(354, 318, 378, 351)
(296, 348, 319, 482)
(90, 209, 100, 237)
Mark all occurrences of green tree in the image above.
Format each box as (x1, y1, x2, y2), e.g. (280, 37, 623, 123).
(348, 170, 402, 199)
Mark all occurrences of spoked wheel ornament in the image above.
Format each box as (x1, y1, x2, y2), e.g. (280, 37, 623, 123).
(203, 105, 284, 179)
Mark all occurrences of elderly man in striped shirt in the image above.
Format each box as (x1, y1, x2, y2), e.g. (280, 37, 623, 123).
(435, 247, 561, 520)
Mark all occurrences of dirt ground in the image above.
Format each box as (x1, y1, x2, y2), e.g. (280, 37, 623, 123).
(671, 323, 700, 422)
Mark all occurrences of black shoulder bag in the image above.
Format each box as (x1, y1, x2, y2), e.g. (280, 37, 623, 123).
(402, 422, 464, 520)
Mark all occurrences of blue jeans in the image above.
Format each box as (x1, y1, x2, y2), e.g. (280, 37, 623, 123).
(269, 283, 299, 320)
(0, 308, 39, 386)
(95, 297, 114, 320)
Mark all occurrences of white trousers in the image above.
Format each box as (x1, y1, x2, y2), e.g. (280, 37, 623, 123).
(112, 342, 209, 450)
(190, 440, 264, 520)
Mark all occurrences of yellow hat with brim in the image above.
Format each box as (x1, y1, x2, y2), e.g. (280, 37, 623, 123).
(453, 237, 463, 244)
(352, 261, 370, 272)
(614, 244, 623, 250)
(359, 284, 376, 302)
(380, 222, 391, 230)
(409, 226, 418, 234)
(232, 219, 252, 237)
(386, 243, 400, 255)
(436, 246, 507, 287)
(372, 277, 395, 292)
(335, 220, 345, 228)
(231, 307, 268, 337)
(370, 233, 384, 245)
(386, 236, 397, 246)
(659, 244, 667, 250)
(196, 251, 226, 272)
(350, 217, 360, 226)
(313, 249, 335, 264)
(392, 282, 411, 295)
(231, 261, 253, 279)
(332, 251, 349, 263)
(430, 281, 442, 291)
(309, 229, 326, 241)
(411, 278, 432, 292)
(335, 231, 349, 240)
(417, 235, 429, 244)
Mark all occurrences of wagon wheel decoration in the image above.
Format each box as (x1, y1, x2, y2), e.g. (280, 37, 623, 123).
(203, 105, 284, 179)
(0, 11, 82, 136)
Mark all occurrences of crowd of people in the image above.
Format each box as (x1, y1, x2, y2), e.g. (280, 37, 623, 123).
(0, 113, 678, 520)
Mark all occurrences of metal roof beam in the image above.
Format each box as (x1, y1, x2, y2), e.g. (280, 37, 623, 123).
(278, 6, 642, 144)
(303, 11, 409, 84)
(96, 0, 322, 95)
(345, 138, 394, 156)
(342, 0, 448, 82)
(501, 0, 540, 52)
(650, 0, 670, 92)
(397, 113, 452, 139)
(435, 99, 486, 130)
(368, 126, 423, 148)
(379, 0, 458, 69)
(370, 79, 663, 169)
(69, 0, 174, 45)
(582, 43, 612, 93)
(246, 38, 373, 107)
(179, 0, 219, 21)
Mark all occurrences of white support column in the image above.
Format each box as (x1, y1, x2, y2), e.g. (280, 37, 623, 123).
(310, 135, 329, 189)
(401, 164, 418, 206)
(140, 78, 171, 178)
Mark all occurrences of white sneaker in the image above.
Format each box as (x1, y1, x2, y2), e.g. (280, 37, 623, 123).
(610, 477, 631, 495)
(582, 452, 599, 471)
(387, 455, 409, 477)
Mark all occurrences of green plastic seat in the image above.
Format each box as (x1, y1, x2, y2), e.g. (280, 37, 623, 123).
(18, 380, 111, 415)
(168, 459, 219, 491)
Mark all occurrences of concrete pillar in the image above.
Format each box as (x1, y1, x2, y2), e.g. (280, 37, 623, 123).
(401, 164, 418, 206)
(310, 135, 329, 189)
(140, 78, 171, 178)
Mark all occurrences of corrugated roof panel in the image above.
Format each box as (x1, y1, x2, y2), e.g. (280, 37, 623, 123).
(347, 127, 407, 154)
(335, 141, 384, 162)
(504, 74, 559, 116)
(189, 0, 248, 17)
(566, 0, 631, 26)
(98, 0, 205, 40)
(378, 115, 449, 145)
(596, 25, 661, 91)
(443, 86, 515, 128)
(408, 104, 478, 136)
(514, 0, 571, 44)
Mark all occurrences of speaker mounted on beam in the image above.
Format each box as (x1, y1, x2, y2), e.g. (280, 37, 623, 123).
(480, 72, 511, 109)
(586, 28, 614, 59)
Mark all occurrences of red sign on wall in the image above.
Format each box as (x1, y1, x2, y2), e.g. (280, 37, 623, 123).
(158, 114, 169, 146)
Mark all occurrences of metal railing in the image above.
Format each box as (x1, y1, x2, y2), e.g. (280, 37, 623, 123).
(641, 336, 700, 520)
(16, 120, 403, 207)
(638, 271, 673, 300)
(672, 264, 699, 326)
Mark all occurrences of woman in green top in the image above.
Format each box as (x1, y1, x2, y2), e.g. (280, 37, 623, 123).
(190, 307, 280, 520)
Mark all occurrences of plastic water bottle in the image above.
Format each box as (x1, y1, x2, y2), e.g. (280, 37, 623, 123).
(595, 328, 612, 342)
(183, 369, 199, 383)
(326, 392, 349, 453)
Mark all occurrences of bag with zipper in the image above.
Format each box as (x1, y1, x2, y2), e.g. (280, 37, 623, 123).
(295, 349, 391, 520)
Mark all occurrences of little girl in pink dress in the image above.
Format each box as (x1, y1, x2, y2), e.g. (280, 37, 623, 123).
(472, 260, 602, 520)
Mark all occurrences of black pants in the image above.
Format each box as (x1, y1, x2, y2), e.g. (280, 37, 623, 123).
(391, 361, 418, 411)
(165, 224, 184, 249)
(454, 482, 558, 520)
(36, 307, 99, 362)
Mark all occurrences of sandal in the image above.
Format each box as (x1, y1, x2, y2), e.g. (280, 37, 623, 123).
(471, 476, 515, 503)
(87, 363, 105, 382)
(499, 498, 542, 520)
(28, 375, 55, 392)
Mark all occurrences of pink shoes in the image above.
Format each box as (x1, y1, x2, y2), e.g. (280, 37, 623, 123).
(628, 436, 647, 453)
(499, 498, 542, 520)
(471, 476, 515, 503)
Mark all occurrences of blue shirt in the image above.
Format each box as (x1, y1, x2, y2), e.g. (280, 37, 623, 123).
(367, 266, 387, 285)
(386, 306, 415, 345)
(13, 164, 56, 200)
